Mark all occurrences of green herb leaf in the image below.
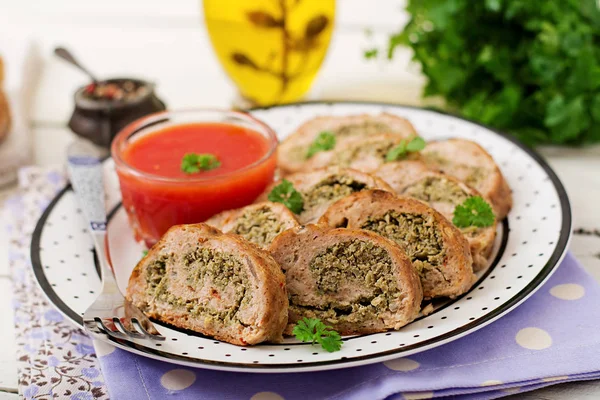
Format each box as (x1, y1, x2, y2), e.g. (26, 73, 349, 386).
(267, 179, 304, 214)
(385, 136, 426, 162)
(453, 196, 495, 228)
(364, 48, 379, 59)
(382, 0, 600, 146)
(385, 140, 407, 161)
(142, 250, 148, 257)
(405, 136, 426, 152)
(181, 153, 221, 174)
(292, 317, 343, 352)
(306, 131, 336, 159)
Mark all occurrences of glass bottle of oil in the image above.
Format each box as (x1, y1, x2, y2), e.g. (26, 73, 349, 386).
(204, 0, 335, 106)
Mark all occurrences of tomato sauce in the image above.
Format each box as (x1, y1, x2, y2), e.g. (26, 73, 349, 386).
(114, 122, 277, 247)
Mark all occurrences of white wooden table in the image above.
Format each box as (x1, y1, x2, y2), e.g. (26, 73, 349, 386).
(0, 1, 599, 398)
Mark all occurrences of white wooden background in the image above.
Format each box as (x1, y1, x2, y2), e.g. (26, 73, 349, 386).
(0, 0, 599, 398)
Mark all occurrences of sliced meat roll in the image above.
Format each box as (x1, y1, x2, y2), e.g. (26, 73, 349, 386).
(319, 190, 474, 299)
(256, 167, 393, 224)
(279, 113, 418, 175)
(204, 202, 300, 249)
(376, 161, 497, 271)
(326, 133, 415, 173)
(421, 139, 512, 220)
(269, 224, 422, 335)
(127, 223, 288, 345)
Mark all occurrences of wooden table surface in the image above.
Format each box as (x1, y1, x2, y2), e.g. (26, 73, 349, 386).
(0, 1, 599, 398)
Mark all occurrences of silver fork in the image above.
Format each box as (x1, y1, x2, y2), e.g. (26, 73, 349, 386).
(67, 141, 165, 342)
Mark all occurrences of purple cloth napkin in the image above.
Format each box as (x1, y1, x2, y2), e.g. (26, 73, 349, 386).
(96, 253, 600, 400)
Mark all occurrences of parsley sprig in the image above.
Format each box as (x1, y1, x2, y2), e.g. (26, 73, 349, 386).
(267, 179, 304, 214)
(306, 131, 336, 159)
(453, 196, 495, 228)
(181, 153, 221, 174)
(385, 137, 426, 162)
(292, 317, 343, 352)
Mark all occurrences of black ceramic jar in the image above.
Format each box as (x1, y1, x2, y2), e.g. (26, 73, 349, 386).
(68, 78, 166, 148)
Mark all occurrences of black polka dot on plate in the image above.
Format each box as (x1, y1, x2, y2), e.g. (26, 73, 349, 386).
(539, 253, 544, 256)
(356, 349, 362, 352)
(517, 276, 523, 279)
(155, 343, 161, 347)
(312, 353, 318, 355)
(441, 316, 447, 320)
(213, 341, 219, 344)
(171, 338, 177, 341)
(506, 286, 512, 290)
(533, 229, 537, 233)
(182, 352, 188, 355)
(528, 264, 533, 268)
(467, 296, 472, 300)
(198, 346, 204, 350)
(371, 341, 377, 344)
(241, 348, 247, 351)
(494, 297, 500, 300)
(385, 333, 391, 336)
(522, 241, 528, 245)
(73, 296, 78, 299)
(490, 276, 496, 279)
(427, 326, 433, 329)
(482, 307, 488, 310)
(478, 286, 484, 290)
(284, 348, 290, 351)
(469, 317, 475, 321)
(413, 335, 420, 338)
(253, 361, 259, 364)
(399, 343, 405, 347)
(269, 354, 275, 357)
(454, 307, 460, 310)
(297, 360, 303, 362)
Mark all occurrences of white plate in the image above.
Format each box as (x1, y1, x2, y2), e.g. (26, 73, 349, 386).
(31, 102, 571, 373)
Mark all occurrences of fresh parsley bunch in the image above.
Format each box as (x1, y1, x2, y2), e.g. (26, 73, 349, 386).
(386, 0, 600, 146)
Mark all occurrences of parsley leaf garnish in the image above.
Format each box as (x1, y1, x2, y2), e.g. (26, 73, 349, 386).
(142, 250, 148, 257)
(452, 196, 495, 228)
(292, 317, 343, 352)
(267, 179, 304, 214)
(181, 153, 221, 174)
(364, 48, 379, 59)
(306, 131, 336, 159)
(385, 136, 426, 162)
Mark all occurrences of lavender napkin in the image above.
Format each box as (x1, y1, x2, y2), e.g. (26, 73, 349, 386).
(7, 167, 600, 400)
(5, 167, 108, 400)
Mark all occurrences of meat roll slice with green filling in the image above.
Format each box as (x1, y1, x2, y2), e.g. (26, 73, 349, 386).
(204, 202, 300, 250)
(257, 167, 394, 224)
(376, 160, 497, 271)
(279, 113, 418, 175)
(126, 223, 288, 345)
(269, 224, 422, 335)
(421, 139, 512, 220)
(326, 133, 416, 173)
(319, 190, 474, 299)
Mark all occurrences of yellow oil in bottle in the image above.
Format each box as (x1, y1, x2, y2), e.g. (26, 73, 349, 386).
(204, 0, 335, 106)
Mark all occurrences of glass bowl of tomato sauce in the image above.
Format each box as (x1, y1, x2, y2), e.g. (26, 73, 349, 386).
(111, 109, 278, 247)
